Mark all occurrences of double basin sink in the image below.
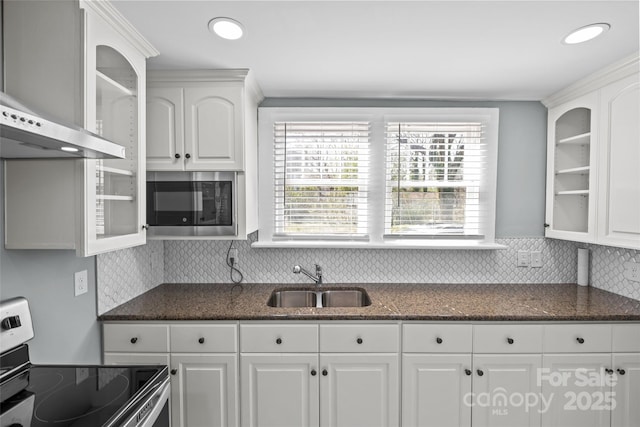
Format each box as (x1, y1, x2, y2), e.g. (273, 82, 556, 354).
(268, 287, 371, 308)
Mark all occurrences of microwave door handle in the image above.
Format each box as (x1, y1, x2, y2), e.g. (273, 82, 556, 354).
(214, 184, 222, 223)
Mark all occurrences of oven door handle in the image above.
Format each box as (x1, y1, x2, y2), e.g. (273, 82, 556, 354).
(122, 379, 170, 427)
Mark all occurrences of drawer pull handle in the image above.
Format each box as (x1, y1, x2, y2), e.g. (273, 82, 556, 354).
(617, 369, 626, 375)
(436, 337, 443, 344)
(130, 337, 138, 344)
(322, 369, 328, 376)
(311, 369, 317, 376)
(356, 338, 363, 344)
(171, 369, 177, 375)
(606, 368, 614, 375)
(507, 338, 514, 345)
(198, 337, 205, 344)
(576, 337, 585, 344)
(465, 369, 472, 376)
(276, 338, 283, 345)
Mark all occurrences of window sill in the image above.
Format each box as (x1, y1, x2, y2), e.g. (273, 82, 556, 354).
(251, 240, 508, 250)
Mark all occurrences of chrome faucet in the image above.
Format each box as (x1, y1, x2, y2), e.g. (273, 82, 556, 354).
(293, 264, 323, 285)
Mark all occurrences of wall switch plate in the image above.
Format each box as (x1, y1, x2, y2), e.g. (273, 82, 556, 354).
(623, 261, 640, 282)
(74, 270, 88, 296)
(530, 251, 542, 268)
(517, 250, 530, 267)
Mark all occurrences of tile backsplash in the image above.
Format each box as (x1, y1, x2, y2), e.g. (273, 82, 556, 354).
(96, 235, 640, 314)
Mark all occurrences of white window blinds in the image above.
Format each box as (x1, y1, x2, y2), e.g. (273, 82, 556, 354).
(273, 121, 370, 237)
(384, 122, 486, 237)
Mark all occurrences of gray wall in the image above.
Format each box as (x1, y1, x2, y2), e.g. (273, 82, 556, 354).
(260, 99, 548, 237)
(0, 162, 101, 364)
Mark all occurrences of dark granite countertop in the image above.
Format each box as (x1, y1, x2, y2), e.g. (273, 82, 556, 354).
(99, 283, 640, 321)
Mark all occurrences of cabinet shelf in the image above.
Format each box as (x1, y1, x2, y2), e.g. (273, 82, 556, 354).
(556, 166, 590, 175)
(96, 70, 136, 97)
(97, 195, 135, 201)
(97, 165, 135, 176)
(556, 190, 589, 196)
(557, 132, 590, 145)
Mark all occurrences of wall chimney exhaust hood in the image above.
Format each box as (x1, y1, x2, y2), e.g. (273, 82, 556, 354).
(0, 92, 126, 159)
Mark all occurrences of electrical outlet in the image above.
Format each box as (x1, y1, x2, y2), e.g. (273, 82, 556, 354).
(517, 251, 530, 267)
(531, 251, 543, 268)
(229, 248, 239, 266)
(623, 261, 640, 283)
(74, 270, 88, 296)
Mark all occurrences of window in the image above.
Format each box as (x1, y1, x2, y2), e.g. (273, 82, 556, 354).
(257, 108, 500, 249)
(273, 121, 369, 237)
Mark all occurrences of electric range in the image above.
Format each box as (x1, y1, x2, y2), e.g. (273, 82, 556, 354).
(0, 297, 170, 427)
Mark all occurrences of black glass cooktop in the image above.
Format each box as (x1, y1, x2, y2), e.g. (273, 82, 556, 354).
(0, 364, 167, 427)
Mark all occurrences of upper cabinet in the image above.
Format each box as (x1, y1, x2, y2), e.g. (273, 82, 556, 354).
(147, 70, 262, 171)
(3, 0, 158, 256)
(543, 54, 640, 250)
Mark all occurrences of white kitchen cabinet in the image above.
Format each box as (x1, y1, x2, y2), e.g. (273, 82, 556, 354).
(544, 92, 599, 242)
(240, 322, 400, 427)
(146, 70, 263, 171)
(402, 354, 472, 427)
(611, 353, 640, 427)
(543, 54, 640, 249)
(171, 353, 238, 427)
(597, 73, 640, 249)
(241, 353, 320, 427)
(3, 0, 158, 256)
(103, 322, 239, 427)
(472, 354, 542, 427)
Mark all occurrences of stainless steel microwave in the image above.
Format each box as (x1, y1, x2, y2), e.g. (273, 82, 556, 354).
(146, 171, 237, 237)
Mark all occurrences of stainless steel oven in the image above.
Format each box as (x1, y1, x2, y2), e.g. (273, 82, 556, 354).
(146, 171, 237, 237)
(0, 297, 170, 427)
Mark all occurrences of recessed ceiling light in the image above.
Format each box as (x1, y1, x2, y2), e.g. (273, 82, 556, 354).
(208, 17, 244, 40)
(563, 23, 610, 45)
(61, 146, 79, 152)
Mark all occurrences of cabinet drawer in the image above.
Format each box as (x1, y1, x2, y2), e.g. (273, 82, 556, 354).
(473, 325, 543, 353)
(240, 324, 318, 353)
(103, 324, 169, 353)
(612, 324, 640, 352)
(543, 324, 612, 353)
(403, 324, 472, 353)
(170, 324, 237, 353)
(319, 324, 399, 353)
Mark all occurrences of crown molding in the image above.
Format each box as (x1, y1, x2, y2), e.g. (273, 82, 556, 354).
(542, 52, 639, 108)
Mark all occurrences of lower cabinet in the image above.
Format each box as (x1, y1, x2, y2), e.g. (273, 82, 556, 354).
(171, 354, 238, 427)
(239, 323, 400, 427)
(102, 321, 640, 427)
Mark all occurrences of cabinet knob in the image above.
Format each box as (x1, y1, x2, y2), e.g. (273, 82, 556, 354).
(130, 337, 138, 344)
(465, 369, 472, 376)
(507, 337, 514, 345)
(436, 337, 443, 344)
(141, 224, 149, 230)
(311, 369, 317, 376)
(544, 223, 550, 228)
(171, 369, 177, 375)
(175, 153, 181, 159)
(356, 338, 363, 344)
(276, 338, 282, 345)
(198, 337, 205, 344)
(185, 153, 191, 159)
(322, 369, 328, 376)
(617, 369, 626, 375)
(576, 337, 585, 344)
(606, 368, 614, 375)
(477, 369, 484, 377)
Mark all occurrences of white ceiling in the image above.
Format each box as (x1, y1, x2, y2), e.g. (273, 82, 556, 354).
(112, 0, 639, 100)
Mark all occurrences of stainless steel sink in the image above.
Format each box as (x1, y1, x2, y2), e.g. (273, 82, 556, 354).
(267, 288, 371, 308)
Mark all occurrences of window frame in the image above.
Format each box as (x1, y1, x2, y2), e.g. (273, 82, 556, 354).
(256, 107, 503, 249)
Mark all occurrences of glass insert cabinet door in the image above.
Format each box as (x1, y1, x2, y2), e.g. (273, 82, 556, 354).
(80, 8, 148, 256)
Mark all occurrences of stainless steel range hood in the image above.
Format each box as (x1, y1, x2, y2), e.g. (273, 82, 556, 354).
(0, 92, 126, 159)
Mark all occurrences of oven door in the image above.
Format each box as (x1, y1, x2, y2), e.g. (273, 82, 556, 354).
(120, 379, 170, 427)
